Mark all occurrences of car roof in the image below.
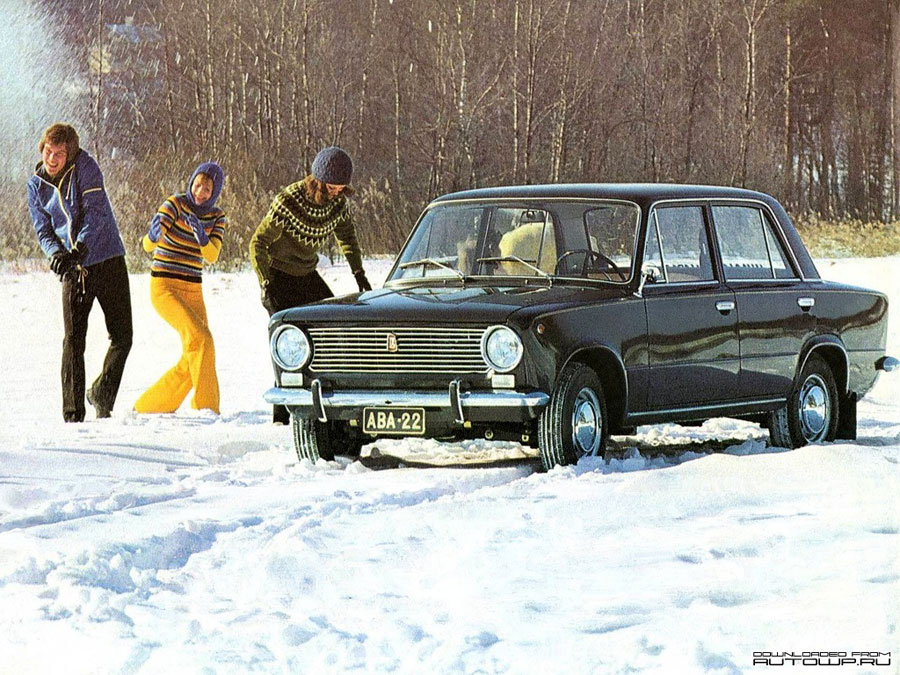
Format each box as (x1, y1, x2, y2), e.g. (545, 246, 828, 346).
(429, 182, 775, 207)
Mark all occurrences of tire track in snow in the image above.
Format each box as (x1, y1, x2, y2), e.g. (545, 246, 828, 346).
(0, 486, 196, 533)
(1, 464, 535, 625)
(27, 443, 207, 467)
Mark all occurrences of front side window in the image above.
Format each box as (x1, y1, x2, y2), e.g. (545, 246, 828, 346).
(645, 206, 714, 283)
(713, 205, 795, 280)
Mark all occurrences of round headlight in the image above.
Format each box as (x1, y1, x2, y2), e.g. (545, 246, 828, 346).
(270, 325, 311, 371)
(481, 325, 523, 373)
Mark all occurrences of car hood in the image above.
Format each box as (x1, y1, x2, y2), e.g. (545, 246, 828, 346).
(277, 282, 631, 326)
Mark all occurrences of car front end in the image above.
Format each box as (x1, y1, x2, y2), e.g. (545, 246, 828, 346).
(266, 314, 550, 443)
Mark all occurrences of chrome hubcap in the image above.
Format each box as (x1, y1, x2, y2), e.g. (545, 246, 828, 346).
(798, 374, 830, 442)
(572, 387, 602, 457)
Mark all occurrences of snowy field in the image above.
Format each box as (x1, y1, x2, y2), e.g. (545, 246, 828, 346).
(0, 257, 897, 674)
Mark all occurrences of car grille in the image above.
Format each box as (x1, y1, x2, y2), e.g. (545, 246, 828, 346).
(307, 326, 489, 374)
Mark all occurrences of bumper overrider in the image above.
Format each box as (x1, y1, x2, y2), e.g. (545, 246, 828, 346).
(264, 378, 549, 426)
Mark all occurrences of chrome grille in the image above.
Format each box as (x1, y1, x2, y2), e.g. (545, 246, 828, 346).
(307, 326, 488, 374)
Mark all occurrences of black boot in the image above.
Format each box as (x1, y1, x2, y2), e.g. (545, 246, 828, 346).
(87, 386, 112, 419)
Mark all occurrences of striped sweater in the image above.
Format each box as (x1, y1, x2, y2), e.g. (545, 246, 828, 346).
(143, 194, 226, 282)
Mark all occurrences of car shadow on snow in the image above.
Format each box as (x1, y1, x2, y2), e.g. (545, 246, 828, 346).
(355, 433, 788, 473)
(357, 449, 543, 471)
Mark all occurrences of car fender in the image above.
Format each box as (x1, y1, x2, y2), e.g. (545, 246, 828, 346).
(796, 335, 849, 394)
(558, 343, 631, 430)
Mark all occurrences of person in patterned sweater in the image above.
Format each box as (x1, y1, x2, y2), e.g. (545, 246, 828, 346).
(249, 146, 371, 423)
(134, 162, 227, 415)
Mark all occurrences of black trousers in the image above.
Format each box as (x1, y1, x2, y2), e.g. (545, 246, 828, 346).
(61, 255, 133, 421)
(267, 267, 334, 312)
(265, 268, 333, 423)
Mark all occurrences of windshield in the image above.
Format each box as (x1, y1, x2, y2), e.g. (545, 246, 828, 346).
(389, 200, 640, 284)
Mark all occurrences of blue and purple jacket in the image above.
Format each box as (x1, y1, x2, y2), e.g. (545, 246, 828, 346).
(26, 150, 126, 267)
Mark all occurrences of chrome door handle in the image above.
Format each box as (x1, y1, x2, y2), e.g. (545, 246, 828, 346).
(797, 297, 815, 311)
(716, 300, 735, 314)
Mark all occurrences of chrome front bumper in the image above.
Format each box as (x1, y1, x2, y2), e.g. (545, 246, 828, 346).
(264, 379, 549, 424)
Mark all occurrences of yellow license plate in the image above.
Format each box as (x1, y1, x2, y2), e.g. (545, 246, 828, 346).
(362, 407, 426, 436)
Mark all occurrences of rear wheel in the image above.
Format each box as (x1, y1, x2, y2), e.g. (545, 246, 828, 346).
(768, 354, 839, 448)
(538, 362, 608, 470)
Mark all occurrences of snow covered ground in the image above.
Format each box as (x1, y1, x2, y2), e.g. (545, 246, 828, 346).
(0, 257, 897, 674)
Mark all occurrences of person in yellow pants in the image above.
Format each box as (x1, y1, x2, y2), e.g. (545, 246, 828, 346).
(134, 162, 226, 414)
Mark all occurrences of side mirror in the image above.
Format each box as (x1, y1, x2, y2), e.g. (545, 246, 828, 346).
(634, 263, 662, 298)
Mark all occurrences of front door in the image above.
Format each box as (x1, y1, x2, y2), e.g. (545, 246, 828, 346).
(643, 204, 740, 410)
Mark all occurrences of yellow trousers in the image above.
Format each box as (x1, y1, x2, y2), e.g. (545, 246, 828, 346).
(134, 276, 220, 414)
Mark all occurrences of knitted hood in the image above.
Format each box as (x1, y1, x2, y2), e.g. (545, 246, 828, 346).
(186, 161, 225, 215)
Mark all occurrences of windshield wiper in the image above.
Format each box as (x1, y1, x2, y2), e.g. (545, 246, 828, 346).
(397, 258, 466, 282)
(475, 256, 552, 284)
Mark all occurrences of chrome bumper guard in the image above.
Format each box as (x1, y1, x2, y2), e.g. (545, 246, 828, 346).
(264, 379, 549, 424)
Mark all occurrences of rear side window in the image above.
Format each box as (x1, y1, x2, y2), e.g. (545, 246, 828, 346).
(713, 206, 795, 280)
(644, 206, 714, 283)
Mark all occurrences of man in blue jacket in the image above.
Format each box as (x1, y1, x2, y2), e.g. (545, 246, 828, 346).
(26, 123, 133, 422)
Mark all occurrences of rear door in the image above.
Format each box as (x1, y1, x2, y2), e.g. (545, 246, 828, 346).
(642, 203, 740, 410)
(710, 202, 814, 399)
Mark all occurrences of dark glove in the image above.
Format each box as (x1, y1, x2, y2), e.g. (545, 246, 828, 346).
(261, 283, 277, 315)
(71, 240, 89, 264)
(185, 212, 209, 246)
(49, 251, 74, 279)
(354, 269, 372, 292)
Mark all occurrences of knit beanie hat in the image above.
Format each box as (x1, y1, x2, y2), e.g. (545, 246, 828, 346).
(186, 161, 225, 215)
(311, 146, 353, 185)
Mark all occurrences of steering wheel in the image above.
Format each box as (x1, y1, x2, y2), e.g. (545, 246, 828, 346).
(554, 249, 626, 281)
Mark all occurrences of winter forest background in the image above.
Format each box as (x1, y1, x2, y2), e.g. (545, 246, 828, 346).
(2, 0, 899, 268)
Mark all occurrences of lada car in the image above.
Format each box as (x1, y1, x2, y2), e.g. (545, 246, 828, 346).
(265, 184, 896, 469)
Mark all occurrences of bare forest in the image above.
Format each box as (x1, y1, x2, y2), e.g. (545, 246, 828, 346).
(4, 0, 900, 268)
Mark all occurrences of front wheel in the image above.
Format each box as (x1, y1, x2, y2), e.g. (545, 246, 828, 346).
(291, 415, 363, 463)
(538, 362, 608, 470)
(292, 415, 335, 463)
(768, 354, 839, 448)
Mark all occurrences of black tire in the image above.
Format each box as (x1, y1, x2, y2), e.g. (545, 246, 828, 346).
(538, 362, 608, 470)
(768, 354, 839, 448)
(291, 415, 362, 462)
(292, 415, 336, 463)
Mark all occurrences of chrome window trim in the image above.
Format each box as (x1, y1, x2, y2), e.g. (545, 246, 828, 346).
(641, 279, 721, 290)
(651, 209, 669, 283)
(756, 208, 777, 280)
(722, 278, 808, 285)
